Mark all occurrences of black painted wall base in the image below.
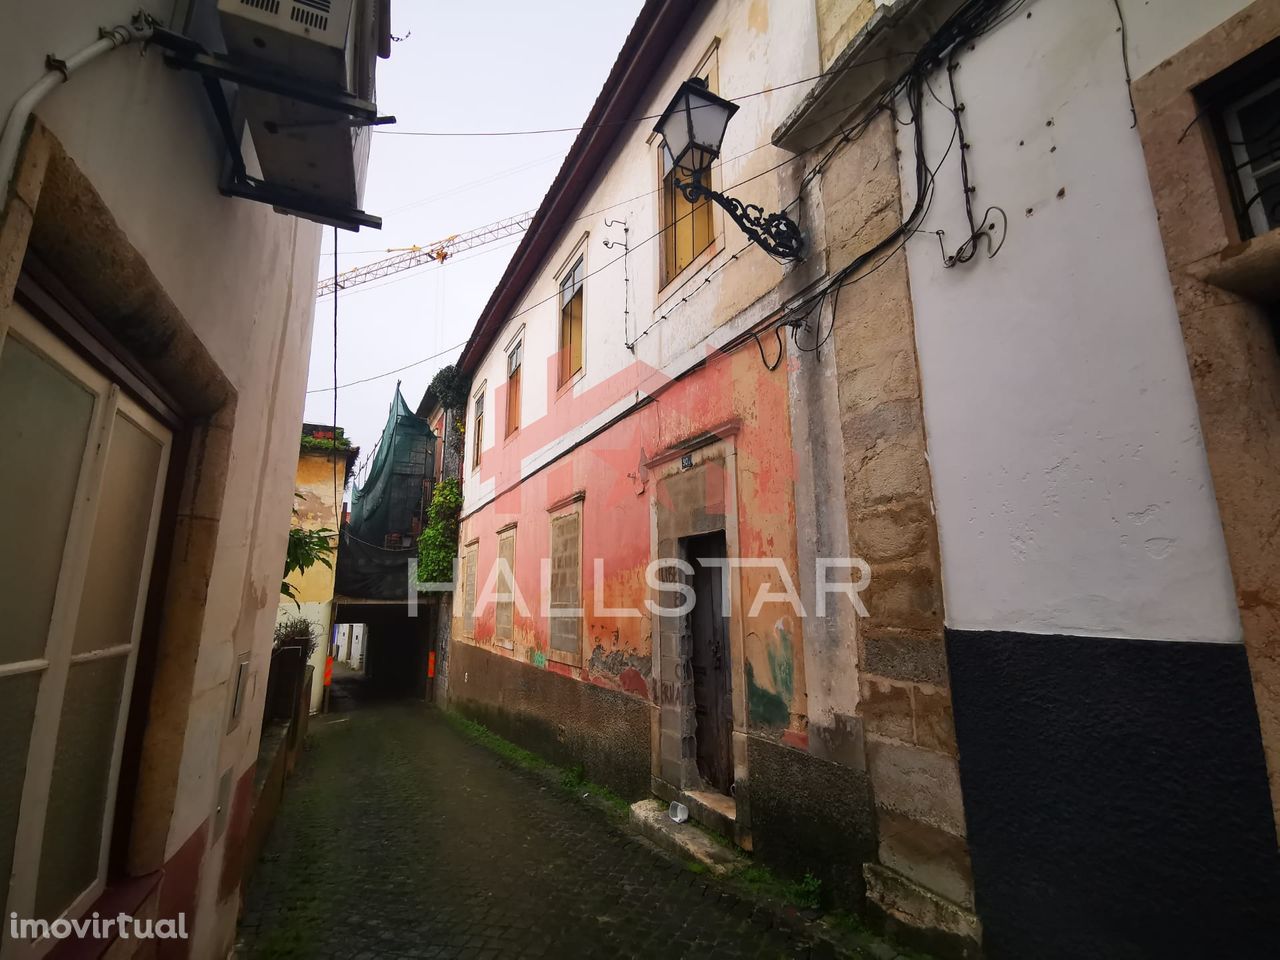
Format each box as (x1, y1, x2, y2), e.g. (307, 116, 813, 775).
(746, 734, 877, 907)
(947, 628, 1280, 960)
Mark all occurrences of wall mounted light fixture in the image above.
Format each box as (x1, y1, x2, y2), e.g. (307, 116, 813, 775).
(653, 78, 805, 261)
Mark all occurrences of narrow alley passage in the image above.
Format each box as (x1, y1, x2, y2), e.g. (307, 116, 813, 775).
(236, 703, 840, 960)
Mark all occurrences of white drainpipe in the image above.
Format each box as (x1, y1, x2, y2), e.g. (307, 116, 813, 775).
(0, 14, 154, 206)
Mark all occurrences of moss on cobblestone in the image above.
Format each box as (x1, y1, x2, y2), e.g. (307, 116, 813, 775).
(735, 863, 823, 910)
(443, 709, 548, 770)
(239, 704, 924, 959)
(446, 709, 629, 817)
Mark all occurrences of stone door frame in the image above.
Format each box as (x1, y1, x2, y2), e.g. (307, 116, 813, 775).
(646, 426, 752, 842)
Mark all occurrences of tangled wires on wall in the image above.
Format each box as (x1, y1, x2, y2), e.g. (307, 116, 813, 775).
(773, 0, 1028, 360)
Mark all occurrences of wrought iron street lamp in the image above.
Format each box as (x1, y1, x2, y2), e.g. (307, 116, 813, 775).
(653, 78, 805, 261)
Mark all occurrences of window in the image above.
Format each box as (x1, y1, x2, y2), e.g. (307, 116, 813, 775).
(505, 340, 522, 437)
(1221, 75, 1280, 238)
(661, 161, 715, 284)
(496, 528, 516, 647)
(660, 53, 719, 285)
(472, 388, 484, 469)
(461, 542, 478, 638)
(559, 257, 584, 386)
(548, 507, 583, 663)
(0, 304, 171, 928)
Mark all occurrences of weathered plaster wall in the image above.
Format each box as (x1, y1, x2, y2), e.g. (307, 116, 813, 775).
(456, 343, 806, 739)
(902, 0, 1240, 643)
(883, 2, 1280, 957)
(460, 0, 820, 516)
(278, 450, 346, 714)
(287, 451, 346, 604)
(0, 5, 324, 955)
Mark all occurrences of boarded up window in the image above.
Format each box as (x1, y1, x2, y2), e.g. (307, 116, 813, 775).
(462, 545, 477, 637)
(496, 529, 516, 644)
(549, 511, 582, 657)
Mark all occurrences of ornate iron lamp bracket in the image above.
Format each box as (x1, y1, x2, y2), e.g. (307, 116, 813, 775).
(675, 176, 805, 261)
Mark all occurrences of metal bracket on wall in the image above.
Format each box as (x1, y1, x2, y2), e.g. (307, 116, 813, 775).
(148, 27, 394, 231)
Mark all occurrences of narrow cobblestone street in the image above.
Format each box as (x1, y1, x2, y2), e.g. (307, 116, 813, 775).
(237, 689, 847, 960)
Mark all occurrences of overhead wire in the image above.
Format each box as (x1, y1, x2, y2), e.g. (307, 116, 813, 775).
(772, 0, 1027, 361)
(319, 37, 931, 314)
(320, 0, 1027, 392)
(331, 227, 341, 531)
(373, 52, 917, 138)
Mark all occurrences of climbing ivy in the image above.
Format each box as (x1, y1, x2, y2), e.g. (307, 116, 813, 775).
(417, 477, 463, 582)
(427, 364, 471, 414)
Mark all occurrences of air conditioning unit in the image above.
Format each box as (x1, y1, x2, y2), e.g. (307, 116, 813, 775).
(216, 0, 384, 215)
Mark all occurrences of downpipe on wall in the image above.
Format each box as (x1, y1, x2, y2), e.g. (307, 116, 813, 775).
(0, 13, 155, 205)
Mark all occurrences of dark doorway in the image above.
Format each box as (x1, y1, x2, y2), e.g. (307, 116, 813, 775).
(685, 531, 733, 794)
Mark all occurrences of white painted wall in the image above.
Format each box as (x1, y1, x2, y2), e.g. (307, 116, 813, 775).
(334, 623, 364, 666)
(900, 0, 1244, 642)
(1120, 0, 1254, 78)
(461, 0, 821, 515)
(0, 2, 325, 953)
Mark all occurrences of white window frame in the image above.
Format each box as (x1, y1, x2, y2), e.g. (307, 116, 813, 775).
(0, 306, 171, 958)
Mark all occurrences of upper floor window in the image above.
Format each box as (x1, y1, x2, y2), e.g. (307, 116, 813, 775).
(660, 58, 719, 285)
(1221, 75, 1280, 238)
(559, 257, 584, 386)
(472, 388, 484, 469)
(661, 162, 715, 285)
(505, 339, 522, 437)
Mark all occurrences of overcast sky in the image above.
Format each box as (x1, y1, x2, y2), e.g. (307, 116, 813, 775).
(301, 0, 644, 487)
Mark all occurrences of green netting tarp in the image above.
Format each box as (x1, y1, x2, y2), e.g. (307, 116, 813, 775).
(334, 384, 434, 600)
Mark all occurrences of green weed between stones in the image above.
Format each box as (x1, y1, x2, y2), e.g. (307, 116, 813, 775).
(444, 711, 628, 816)
(734, 864, 823, 910)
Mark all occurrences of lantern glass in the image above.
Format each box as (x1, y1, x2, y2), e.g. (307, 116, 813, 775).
(654, 78, 739, 180)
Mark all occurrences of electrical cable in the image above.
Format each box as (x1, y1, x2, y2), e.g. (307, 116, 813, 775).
(332, 227, 341, 532)
(1112, 0, 1137, 129)
(771, 0, 1027, 365)
(319, 0, 1029, 392)
(374, 52, 917, 138)
(306, 338, 468, 395)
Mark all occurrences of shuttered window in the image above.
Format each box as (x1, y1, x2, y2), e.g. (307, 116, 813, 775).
(558, 258, 584, 386)
(505, 340, 522, 437)
(462, 544, 478, 637)
(496, 529, 516, 646)
(471, 390, 484, 469)
(548, 509, 582, 660)
(661, 165, 715, 284)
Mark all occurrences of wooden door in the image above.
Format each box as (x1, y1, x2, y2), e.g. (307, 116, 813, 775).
(687, 531, 733, 794)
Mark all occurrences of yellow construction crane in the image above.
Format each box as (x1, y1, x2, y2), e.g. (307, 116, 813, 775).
(316, 210, 535, 298)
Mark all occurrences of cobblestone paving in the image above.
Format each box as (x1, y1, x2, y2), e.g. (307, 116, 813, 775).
(237, 697, 846, 959)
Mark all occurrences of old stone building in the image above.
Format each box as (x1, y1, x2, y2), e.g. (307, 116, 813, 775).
(444, 0, 1280, 957)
